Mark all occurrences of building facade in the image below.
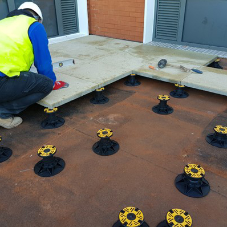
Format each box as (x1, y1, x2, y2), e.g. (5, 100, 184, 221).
(0, 0, 88, 39)
(153, 0, 227, 50)
(87, 0, 145, 42)
(1, 0, 226, 50)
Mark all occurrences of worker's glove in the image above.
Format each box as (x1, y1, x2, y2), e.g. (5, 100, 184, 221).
(53, 81, 69, 90)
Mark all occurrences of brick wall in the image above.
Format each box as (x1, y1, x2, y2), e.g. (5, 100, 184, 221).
(87, 0, 145, 42)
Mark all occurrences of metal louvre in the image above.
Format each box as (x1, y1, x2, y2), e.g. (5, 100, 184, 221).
(155, 0, 181, 41)
(61, 0, 78, 35)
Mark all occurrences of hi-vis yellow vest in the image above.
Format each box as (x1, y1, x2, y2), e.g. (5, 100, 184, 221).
(0, 15, 36, 77)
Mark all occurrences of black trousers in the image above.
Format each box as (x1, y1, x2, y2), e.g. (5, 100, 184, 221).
(0, 71, 53, 119)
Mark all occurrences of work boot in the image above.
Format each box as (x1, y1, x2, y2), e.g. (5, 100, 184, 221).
(0, 116, 23, 129)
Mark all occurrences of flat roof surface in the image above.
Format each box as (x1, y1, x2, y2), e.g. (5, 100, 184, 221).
(38, 35, 222, 108)
(1, 77, 227, 226)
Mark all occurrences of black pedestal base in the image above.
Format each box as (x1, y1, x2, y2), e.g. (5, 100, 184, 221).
(112, 220, 149, 227)
(90, 96, 109, 104)
(41, 116, 65, 129)
(206, 133, 227, 148)
(175, 173, 210, 198)
(156, 220, 169, 227)
(152, 105, 173, 115)
(124, 75, 141, 86)
(170, 89, 189, 98)
(208, 61, 223, 69)
(0, 147, 12, 163)
(34, 156, 65, 177)
(92, 138, 119, 156)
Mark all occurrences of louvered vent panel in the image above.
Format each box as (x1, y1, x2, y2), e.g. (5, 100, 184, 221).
(61, 0, 78, 35)
(156, 0, 181, 41)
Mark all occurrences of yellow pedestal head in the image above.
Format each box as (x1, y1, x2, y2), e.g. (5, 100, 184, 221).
(166, 209, 192, 227)
(119, 207, 144, 227)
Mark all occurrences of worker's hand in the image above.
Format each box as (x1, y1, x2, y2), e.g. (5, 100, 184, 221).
(53, 81, 69, 90)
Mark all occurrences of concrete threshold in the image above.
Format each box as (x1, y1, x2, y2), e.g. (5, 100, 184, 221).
(38, 35, 223, 109)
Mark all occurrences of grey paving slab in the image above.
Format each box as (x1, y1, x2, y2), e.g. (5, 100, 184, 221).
(128, 44, 216, 65)
(37, 72, 98, 109)
(133, 64, 191, 84)
(182, 66, 227, 96)
(54, 56, 134, 86)
(49, 35, 141, 65)
(131, 44, 216, 83)
(38, 35, 221, 108)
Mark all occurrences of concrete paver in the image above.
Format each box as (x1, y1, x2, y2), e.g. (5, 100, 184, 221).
(131, 44, 215, 83)
(182, 66, 227, 96)
(38, 35, 221, 108)
(38, 73, 98, 108)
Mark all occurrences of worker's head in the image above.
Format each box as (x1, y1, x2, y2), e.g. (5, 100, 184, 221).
(18, 2, 43, 23)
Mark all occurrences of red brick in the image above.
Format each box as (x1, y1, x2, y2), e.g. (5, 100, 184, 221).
(88, 0, 145, 42)
(136, 17, 144, 23)
(130, 12, 143, 18)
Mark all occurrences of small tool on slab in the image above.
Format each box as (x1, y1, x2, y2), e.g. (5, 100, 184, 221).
(158, 59, 203, 74)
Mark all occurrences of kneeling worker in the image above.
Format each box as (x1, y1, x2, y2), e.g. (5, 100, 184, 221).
(0, 2, 65, 129)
